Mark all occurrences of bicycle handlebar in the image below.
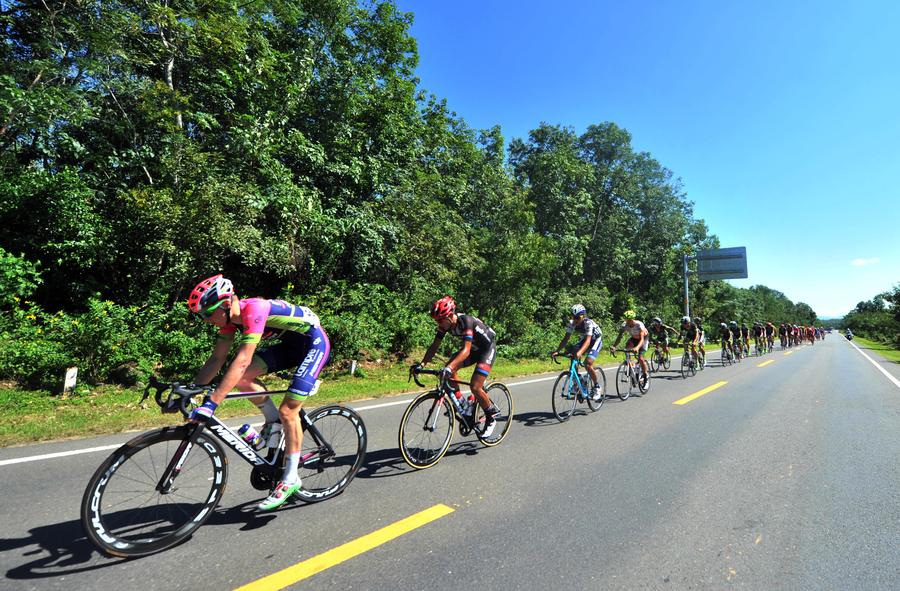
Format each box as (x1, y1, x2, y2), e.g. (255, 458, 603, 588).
(408, 366, 471, 389)
(141, 376, 212, 416)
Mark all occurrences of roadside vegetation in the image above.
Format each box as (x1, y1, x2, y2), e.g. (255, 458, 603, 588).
(2, 1, 821, 441)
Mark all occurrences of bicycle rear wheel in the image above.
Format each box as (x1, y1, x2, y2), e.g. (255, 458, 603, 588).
(551, 372, 578, 422)
(586, 368, 606, 412)
(81, 426, 227, 558)
(476, 383, 513, 446)
(295, 405, 367, 503)
(615, 362, 633, 400)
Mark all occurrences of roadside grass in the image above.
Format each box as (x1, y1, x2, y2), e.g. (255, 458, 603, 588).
(0, 351, 617, 447)
(852, 336, 900, 363)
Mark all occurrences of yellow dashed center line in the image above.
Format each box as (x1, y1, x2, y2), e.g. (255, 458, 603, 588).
(784, 351, 793, 356)
(673, 381, 728, 405)
(757, 360, 774, 367)
(234, 504, 455, 591)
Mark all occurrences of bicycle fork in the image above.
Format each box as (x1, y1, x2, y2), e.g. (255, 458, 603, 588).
(156, 424, 206, 494)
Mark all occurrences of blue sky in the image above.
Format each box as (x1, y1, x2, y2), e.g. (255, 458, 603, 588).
(396, 0, 900, 318)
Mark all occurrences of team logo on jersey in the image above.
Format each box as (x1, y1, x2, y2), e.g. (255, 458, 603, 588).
(314, 337, 322, 345)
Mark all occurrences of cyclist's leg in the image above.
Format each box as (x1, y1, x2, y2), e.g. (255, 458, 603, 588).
(463, 343, 495, 411)
(283, 327, 331, 452)
(584, 336, 602, 387)
(637, 340, 650, 375)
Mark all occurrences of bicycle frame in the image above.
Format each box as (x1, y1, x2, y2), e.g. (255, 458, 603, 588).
(156, 388, 333, 494)
(563, 356, 590, 399)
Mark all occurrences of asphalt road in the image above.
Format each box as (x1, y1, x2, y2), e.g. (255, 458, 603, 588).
(1, 335, 898, 590)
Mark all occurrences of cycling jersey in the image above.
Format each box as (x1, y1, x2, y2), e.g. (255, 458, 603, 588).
(681, 322, 698, 341)
(566, 317, 603, 340)
(566, 317, 603, 360)
(219, 298, 320, 345)
(218, 298, 327, 399)
(436, 314, 497, 376)
(621, 320, 648, 339)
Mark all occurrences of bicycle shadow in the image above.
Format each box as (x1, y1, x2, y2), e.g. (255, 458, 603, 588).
(355, 447, 415, 479)
(2, 517, 128, 580)
(513, 410, 559, 427)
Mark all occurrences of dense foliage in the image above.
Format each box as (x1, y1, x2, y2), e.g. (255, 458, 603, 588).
(1, 0, 820, 389)
(841, 286, 900, 345)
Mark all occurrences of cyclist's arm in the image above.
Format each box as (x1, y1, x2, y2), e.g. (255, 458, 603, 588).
(575, 338, 590, 357)
(554, 332, 571, 353)
(193, 334, 234, 386)
(420, 334, 444, 366)
(665, 325, 677, 336)
(446, 339, 472, 373)
(210, 341, 258, 404)
(611, 328, 626, 349)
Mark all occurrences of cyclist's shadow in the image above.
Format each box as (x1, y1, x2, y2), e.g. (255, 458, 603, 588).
(355, 447, 416, 479)
(2, 517, 128, 579)
(514, 410, 568, 427)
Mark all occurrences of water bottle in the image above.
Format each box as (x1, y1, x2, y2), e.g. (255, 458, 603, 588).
(454, 391, 469, 415)
(464, 394, 476, 416)
(237, 424, 265, 450)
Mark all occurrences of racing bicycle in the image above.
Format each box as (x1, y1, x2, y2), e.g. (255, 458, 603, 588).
(550, 353, 605, 421)
(81, 377, 367, 557)
(611, 348, 650, 400)
(398, 367, 513, 469)
(649, 342, 671, 373)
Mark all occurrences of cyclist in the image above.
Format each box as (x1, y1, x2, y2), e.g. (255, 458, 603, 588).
(729, 321, 742, 357)
(679, 316, 701, 365)
(187, 274, 330, 511)
(417, 296, 501, 437)
(752, 322, 765, 353)
(610, 310, 650, 380)
(778, 323, 787, 348)
(648, 317, 678, 362)
(740, 322, 751, 356)
(693, 316, 708, 364)
(765, 321, 776, 351)
(552, 304, 604, 401)
(718, 322, 733, 359)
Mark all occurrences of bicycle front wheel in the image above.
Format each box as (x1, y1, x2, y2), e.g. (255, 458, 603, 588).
(477, 383, 513, 446)
(615, 362, 633, 400)
(551, 372, 578, 422)
(650, 350, 661, 373)
(399, 391, 454, 469)
(680, 353, 690, 379)
(295, 405, 367, 503)
(586, 368, 606, 412)
(663, 350, 672, 370)
(81, 426, 227, 558)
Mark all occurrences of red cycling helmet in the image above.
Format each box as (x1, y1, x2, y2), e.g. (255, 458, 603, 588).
(187, 274, 234, 314)
(430, 296, 456, 320)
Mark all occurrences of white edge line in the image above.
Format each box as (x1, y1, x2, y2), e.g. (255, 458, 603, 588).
(0, 444, 121, 467)
(847, 339, 900, 389)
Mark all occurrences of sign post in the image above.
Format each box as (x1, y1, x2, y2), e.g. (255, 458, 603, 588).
(683, 247, 748, 319)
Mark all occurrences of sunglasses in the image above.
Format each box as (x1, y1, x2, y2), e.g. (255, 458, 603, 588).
(198, 300, 226, 319)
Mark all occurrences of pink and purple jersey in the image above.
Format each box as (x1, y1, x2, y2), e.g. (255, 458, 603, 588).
(219, 298, 320, 345)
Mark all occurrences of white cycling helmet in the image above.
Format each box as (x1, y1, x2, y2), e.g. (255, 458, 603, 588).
(571, 304, 586, 317)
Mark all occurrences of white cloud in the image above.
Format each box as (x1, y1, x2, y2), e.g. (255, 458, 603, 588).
(851, 257, 880, 267)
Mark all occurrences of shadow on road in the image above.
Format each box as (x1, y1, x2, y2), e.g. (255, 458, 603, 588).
(356, 446, 414, 479)
(2, 517, 128, 579)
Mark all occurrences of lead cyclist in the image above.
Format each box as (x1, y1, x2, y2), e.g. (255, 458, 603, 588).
(187, 274, 331, 511)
